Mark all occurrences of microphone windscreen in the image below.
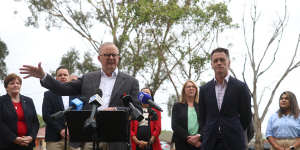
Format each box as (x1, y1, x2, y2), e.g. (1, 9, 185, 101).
(70, 98, 84, 110)
(138, 92, 152, 104)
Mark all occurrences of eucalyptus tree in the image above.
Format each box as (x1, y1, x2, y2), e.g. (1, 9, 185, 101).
(24, 0, 234, 97)
(0, 38, 9, 80)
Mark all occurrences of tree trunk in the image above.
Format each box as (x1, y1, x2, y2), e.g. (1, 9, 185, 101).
(254, 119, 264, 150)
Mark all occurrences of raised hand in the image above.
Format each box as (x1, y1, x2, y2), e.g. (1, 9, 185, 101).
(19, 62, 45, 79)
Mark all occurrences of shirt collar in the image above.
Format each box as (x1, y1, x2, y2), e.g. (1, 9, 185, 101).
(214, 73, 230, 84)
(101, 68, 118, 77)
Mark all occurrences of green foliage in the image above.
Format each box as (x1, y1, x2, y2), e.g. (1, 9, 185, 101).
(188, 53, 210, 75)
(22, 0, 235, 97)
(60, 48, 80, 75)
(0, 39, 9, 80)
(60, 48, 98, 76)
(37, 114, 45, 128)
(49, 48, 98, 77)
(76, 51, 99, 75)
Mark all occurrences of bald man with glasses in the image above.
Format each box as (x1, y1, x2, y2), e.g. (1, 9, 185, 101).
(20, 42, 141, 150)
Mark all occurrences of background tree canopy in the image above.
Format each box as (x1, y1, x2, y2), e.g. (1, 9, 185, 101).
(24, 0, 235, 100)
(50, 48, 98, 77)
(0, 38, 9, 80)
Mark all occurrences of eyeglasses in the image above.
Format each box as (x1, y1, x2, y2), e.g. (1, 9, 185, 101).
(100, 53, 119, 57)
(185, 85, 197, 89)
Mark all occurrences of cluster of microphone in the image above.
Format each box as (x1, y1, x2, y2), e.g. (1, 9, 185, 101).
(50, 89, 163, 124)
(50, 97, 85, 120)
(84, 89, 104, 130)
(137, 92, 163, 112)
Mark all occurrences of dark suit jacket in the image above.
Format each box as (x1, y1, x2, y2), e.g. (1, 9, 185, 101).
(0, 94, 39, 149)
(42, 90, 76, 142)
(199, 76, 252, 150)
(40, 70, 140, 150)
(41, 71, 140, 109)
(171, 102, 201, 150)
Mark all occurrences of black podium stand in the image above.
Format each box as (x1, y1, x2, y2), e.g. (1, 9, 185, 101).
(65, 110, 130, 148)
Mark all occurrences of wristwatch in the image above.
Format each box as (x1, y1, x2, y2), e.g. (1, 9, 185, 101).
(290, 146, 295, 150)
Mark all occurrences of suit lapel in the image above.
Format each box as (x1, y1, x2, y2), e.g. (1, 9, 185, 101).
(208, 80, 219, 112)
(20, 96, 27, 113)
(4, 95, 17, 118)
(220, 76, 232, 113)
(194, 102, 200, 120)
(93, 71, 101, 91)
(20, 95, 31, 129)
(184, 104, 188, 129)
(109, 72, 126, 106)
(57, 96, 65, 110)
(87, 71, 101, 95)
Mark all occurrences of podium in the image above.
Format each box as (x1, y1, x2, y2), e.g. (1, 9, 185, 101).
(65, 110, 130, 143)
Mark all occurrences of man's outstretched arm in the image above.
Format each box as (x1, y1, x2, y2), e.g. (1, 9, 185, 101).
(19, 62, 45, 79)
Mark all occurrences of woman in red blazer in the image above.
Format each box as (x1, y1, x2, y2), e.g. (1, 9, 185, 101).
(131, 88, 162, 150)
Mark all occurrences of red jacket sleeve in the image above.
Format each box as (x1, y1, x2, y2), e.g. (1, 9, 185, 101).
(151, 108, 161, 137)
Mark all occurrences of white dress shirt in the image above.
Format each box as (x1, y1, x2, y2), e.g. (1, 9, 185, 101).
(61, 96, 69, 110)
(98, 68, 118, 110)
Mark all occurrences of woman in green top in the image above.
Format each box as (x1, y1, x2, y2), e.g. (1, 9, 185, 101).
(171, 80, 201, 150)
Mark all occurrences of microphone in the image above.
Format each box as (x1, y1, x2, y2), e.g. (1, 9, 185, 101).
(121, 94, 144, 122)
(50, 97, 84, 119)
(138, 92, 163, 112)
(84, 89, 103, 130)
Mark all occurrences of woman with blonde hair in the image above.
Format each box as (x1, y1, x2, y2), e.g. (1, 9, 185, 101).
(171, 80, 201, 150)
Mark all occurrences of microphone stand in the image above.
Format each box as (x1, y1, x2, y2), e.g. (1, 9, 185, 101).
(127, 112, 131, 150)
(84, 108, 98, 150)
(147, 107, 152, 150)
(64, 121, 68, 150)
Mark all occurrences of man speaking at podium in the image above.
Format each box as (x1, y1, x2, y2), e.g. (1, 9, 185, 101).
(20, 42, 141, 150)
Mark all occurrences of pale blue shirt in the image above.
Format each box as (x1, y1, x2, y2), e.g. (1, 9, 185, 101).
(266, 112, 300, 138)
(98, 68, 118, 110)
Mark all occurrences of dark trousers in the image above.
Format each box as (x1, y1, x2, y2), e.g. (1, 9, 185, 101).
(213, 132, 229, 150)
(213, 139, 228, 150)
(0, 145, 33, 150)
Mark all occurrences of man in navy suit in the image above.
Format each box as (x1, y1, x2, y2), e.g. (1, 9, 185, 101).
(42, 66, 80, 150)
(199, 48, 252, 150)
